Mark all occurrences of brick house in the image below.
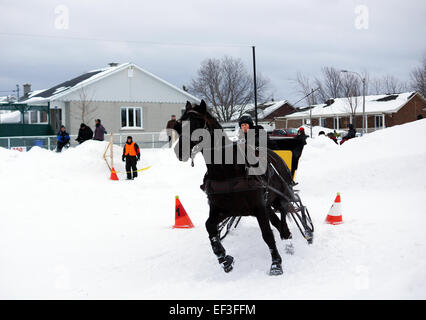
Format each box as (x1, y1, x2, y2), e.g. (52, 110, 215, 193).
(275, 92, 426, 132)
(246, 100, 296, 122)
(224, 100, 296, 130)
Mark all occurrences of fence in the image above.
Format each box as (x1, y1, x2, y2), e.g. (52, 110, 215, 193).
(0, 131, 170, 151)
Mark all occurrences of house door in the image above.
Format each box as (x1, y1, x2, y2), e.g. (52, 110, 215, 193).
(50, 109, 62, 133)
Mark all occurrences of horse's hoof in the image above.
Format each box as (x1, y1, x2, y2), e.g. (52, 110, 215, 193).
(269, 262, 283, 276)
(305, 231, 313, 245)
(219, 255, 234, 273)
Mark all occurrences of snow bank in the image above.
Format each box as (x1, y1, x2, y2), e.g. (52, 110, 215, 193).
(0, 120, 425, 299)
(0, 110, 21, 124)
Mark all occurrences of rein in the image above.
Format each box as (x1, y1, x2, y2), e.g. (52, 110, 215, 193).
(181, 109, 293, 202)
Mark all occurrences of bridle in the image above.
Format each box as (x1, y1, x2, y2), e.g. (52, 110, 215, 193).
(176, 109, 210, 167)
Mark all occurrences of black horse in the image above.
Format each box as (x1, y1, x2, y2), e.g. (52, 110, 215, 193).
(173, 100, 296, 276)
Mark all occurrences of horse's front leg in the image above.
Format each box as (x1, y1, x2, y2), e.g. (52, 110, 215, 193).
(205, 209, 234, 273)
(256, 205, 283, 276)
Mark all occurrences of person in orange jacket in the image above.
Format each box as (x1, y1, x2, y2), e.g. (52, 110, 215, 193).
(122, 136, 140, 180)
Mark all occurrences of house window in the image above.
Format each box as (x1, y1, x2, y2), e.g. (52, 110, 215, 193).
(375, 115, 383, 129)
(333, 117, 341, 130)
(121, 107, 143, 129)
(24, 110, 48, 124)
(320, 118, 326, 127)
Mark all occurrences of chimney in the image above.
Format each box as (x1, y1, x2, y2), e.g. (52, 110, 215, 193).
(325, 98, 335, 106)
(108, 62, 119, 67)
(23, 83, 31, 97)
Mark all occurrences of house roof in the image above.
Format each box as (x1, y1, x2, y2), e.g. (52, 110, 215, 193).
(281, 92, 420, 119)
(229, 100, 291, 121)
(248, 100, 290, 119)
(21, 62, 199, 104)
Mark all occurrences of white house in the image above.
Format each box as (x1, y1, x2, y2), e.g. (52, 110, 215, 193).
(21, 62, 200, 136)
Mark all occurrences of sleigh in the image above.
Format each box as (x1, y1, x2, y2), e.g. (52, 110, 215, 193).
(218, 135, 314, 244)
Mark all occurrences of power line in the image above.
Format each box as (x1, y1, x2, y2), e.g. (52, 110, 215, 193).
(0, 32, 251, 48)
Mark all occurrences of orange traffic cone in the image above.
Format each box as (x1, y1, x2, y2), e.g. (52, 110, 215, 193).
(173, 196, 194, 228)
(325, 192, 343, 225)
(110, 167, 119, 181)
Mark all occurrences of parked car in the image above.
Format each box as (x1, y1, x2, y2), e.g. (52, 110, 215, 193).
(270, 128, 298, 137)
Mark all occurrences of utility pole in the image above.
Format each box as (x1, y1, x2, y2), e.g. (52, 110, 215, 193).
(310, 88, 314, 138)
(361, 77, 366, 136)
(252, 46, 258, 127)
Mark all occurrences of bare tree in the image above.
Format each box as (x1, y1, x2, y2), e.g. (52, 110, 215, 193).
(370, 77, 383, 95)
(410, 53, 426, 97)
(381, 75, 407, 94)
(188, 56, 270, 122)
(341, 73, 361, 124)
(315, 67, 343, 102)
(293, 72, 318, 105)
(75, 86, 97, 124)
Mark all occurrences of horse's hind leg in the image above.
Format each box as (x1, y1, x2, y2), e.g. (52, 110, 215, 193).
(205, 211, 234, 273)
(256, 207, 283, 276)
(269, 205, 294, 255)
(277, 200, 294, 254)
(269, 201, 292, 240)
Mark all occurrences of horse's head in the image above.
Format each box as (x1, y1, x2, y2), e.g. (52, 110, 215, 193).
(173, 99, 209, 162)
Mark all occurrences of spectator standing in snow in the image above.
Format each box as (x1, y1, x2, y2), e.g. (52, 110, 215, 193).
(291, 127, 307, 178)
(56, 125, 70, 152)
(93, 119, 107, 141)
(76, 123, 93, 144)
(166, 115, 177, 147)
(122, 136, 140, 180)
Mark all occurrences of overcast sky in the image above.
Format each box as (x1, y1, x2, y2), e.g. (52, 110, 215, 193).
(1, 0, 425, 104)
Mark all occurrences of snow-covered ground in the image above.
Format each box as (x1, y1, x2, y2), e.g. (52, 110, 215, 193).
(1, 120, 425, 299)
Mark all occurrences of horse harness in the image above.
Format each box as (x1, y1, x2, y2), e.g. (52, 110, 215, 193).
(183, 109, 293, 202)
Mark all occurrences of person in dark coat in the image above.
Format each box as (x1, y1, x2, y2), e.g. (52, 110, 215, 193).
(76, 123, 93, 144)
(291, 127, 307, 178)
(238, 115, 254, 134)
(166, 115, 177, 147)
(56, 125, 70, 152)
(343, 124, 356, 139)
(238, 115, 293, 184)
(93, 119, 107, 141)
(340, 123, 356, 145)
(238, 114, 265, 146)
(122, 136, 140, 180)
